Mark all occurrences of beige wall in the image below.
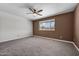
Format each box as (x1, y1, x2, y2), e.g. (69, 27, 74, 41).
(33, 12, 74, 41)
(74, 4, 79, 48)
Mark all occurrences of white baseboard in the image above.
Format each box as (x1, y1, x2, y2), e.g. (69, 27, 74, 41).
(34, 35, 79, 52)
(0, 34, 33, 43)
(72, 42, 79, 52)
(34, 35, 73, 43)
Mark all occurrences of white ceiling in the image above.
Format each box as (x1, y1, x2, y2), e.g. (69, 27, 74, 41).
(0, 3, 77, 20)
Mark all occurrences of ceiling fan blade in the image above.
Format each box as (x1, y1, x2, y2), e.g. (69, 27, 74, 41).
(29, 8, 34, 12)
(36, 13, 42, 16)
(37, 10, 43, 13)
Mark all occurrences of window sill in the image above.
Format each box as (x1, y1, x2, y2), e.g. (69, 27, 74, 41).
(39, 29, 55, 31)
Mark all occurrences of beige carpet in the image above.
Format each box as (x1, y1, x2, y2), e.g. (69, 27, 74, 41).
(0, 36, 79, 56)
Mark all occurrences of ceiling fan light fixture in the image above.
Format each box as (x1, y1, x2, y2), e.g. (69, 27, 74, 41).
(33, 13, 39, 16)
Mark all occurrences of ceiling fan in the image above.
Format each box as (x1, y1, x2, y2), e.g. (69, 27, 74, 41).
(26, 8, 43, 16)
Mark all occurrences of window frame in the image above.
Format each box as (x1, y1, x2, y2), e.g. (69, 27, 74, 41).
(39, 19, 55, 31)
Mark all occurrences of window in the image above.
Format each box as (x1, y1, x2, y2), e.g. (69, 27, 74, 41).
(39, 19, 55, 31)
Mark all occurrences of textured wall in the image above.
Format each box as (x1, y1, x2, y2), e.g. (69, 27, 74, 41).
(33, 12, 74, 41)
